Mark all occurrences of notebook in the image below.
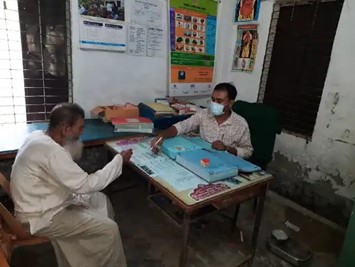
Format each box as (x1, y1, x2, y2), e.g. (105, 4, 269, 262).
(161, 136, 200, 159)
(162, 136, 261, 175)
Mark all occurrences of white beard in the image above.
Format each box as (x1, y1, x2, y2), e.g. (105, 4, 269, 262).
(63, 139, 84, 161)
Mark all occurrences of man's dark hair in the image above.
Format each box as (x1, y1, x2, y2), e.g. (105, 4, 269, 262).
(48, 103, 85, 129)
(214, 83, 238, 100)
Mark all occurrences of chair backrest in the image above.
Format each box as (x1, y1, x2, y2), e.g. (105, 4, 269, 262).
(0, 172, 11, 199)
(0, 202, 33, 240)
(233, 100, 282, 168)
(0, 246, 9, 267)
(0, 171, 49, 265)
(0, 171, 33, 240)
(0, 221, 12, 265)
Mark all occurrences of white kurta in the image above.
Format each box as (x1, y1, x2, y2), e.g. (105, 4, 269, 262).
(10, 130, 126, 267)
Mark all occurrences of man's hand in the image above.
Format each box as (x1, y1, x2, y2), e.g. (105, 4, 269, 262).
(212, 140, 226, 151)
(120, 149, 133, 164)
(150, 135, 164, 154)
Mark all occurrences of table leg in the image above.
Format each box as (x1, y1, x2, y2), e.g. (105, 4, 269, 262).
(107, 147, 114, 162)
(248, 186, 267, 267)
(148, 183, 154, 194)
(231, 204, 240, 232)
(179, 213, 191, 267)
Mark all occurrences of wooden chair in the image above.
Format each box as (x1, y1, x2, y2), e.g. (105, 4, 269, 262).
(0, 246, 10, 267)
(0, 171, 49, 263)
(0, 172, 11, 199)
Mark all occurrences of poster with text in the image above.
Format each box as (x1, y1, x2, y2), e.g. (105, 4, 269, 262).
(232, 24, 258, 72)
(234, 0, 260, 23)
(169, 0, 218, 96)
(79, 0, 126, 51)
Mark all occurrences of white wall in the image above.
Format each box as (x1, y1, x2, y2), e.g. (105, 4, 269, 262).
(71, 1, 168, 116)
(70, 0, 274, 114)
(272, 0, 355, 198)
(188, 0, 274, 107)
(214, 0, 273, 102)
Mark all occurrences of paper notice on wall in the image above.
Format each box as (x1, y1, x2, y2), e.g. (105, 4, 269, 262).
(131, 0, 163, 27)
(79, 16, 126, 52)
(147, 27, 165, 57)
(127, 25, 148, 56)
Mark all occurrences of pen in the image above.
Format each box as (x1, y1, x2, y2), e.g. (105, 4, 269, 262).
(150, 136, 163, 151)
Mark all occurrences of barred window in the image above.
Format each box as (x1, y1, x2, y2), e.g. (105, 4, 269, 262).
(261, 0, 344, 137)
(0, 0, 72, 125)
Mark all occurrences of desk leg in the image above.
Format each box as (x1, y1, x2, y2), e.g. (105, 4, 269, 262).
(231, 204, 240, 232)
(107, 147, 114, 162)
(179, 213, 191, 267)
(248, 185, 267, 267)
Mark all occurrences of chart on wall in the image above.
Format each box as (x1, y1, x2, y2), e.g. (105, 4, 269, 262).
(169, 0, 218, 97)
(232, 24, 259, 72)
(234, 0, 261, 23)
(79, 0, 126, 51)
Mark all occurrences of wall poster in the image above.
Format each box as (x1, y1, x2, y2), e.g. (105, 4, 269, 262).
(169, 0, 218, 97)
(79, 0, 126, 51)
(232, 24, 259, 72)
(234, 0, 261, 23)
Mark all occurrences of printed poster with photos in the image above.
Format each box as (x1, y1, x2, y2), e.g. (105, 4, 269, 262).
(79, 0, 126, 51)
(232, 24, 259, 72)
(169, 0, 218, 97)
(234, 0, 261, 23)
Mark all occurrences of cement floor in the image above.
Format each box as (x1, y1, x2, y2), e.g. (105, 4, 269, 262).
(11, 170, 344, 267)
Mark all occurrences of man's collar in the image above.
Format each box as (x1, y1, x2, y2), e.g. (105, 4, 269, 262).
(208, 111, 235, 126)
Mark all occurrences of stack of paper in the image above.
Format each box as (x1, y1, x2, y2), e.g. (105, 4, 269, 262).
(145, 102, 175, 115)
(111, 117, 154, 133)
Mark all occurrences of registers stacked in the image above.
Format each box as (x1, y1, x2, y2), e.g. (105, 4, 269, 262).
(161, 136, 261, 183)
(111, 117, 154, 133)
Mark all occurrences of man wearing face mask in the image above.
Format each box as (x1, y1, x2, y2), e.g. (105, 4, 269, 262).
(151, 83, 253, 159)
(11, 103, 131, 267)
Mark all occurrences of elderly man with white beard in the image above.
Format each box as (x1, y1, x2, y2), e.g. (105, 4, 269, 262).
(10, 103, 132, 267)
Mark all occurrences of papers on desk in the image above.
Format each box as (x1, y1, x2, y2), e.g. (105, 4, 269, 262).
(107, 138, 272, 206)
(111, 138, 207, 192)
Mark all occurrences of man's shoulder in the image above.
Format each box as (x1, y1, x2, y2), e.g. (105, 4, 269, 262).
(21, 131, 60, 154)
(24, 131, 50, 146)
(230, 112, 249, 127)
(196, 108, 211, 118)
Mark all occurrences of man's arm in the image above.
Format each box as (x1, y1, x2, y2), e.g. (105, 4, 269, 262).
(231, 127, 253, 159)
(211, 141, 240, 156)
(158, 125, 178, 139)
(47, 149, 132, 194)
(151, 112, 202, 149)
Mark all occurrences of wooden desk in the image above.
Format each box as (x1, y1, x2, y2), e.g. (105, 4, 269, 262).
(106, 139, 273, 267)
(0, 119, 136, 160)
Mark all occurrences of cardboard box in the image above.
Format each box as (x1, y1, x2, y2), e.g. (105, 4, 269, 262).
(91, 104, 139, 122)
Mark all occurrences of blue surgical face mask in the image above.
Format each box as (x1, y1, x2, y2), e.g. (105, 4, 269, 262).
(209, 101, 225, 116)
